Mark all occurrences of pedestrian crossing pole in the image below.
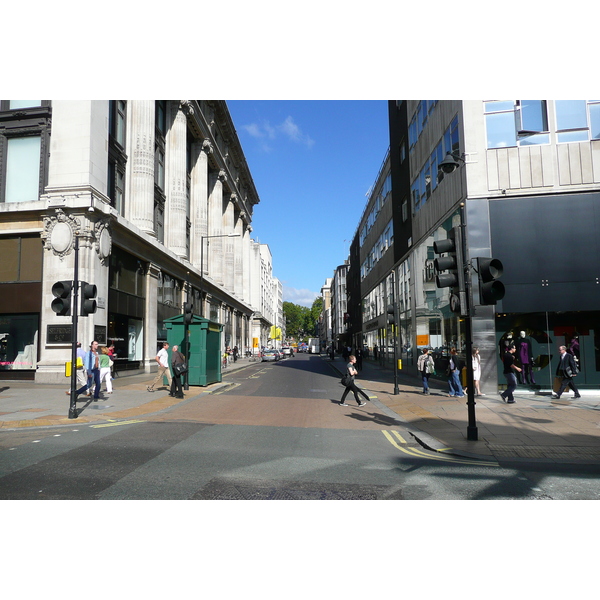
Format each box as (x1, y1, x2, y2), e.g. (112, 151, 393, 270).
(459, 202, 477, 441)
(68, 235, 80, 419)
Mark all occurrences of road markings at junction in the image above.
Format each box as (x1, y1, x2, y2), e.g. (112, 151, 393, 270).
(90, 420, 146, 428)
(214, 383, 240, 394)
(382, 430, 498, 467)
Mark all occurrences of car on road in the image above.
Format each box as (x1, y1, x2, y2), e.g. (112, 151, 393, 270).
(281, 347, 293, 357)
(262, 349, 279, 362)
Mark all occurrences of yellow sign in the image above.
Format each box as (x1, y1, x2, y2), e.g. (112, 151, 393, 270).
(253, 337, 259, 348)
(416, 334, 429, 347)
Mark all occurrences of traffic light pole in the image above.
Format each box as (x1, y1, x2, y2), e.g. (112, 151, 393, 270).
(68, 235, 80, 419)
(459, 203, 477, 441)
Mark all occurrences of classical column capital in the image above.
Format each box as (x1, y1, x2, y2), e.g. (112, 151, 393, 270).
(218, 169, 227, 183)
(202, 138, 214, 155)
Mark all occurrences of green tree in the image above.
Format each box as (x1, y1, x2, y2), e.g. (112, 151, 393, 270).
(283, 301, 310, 339)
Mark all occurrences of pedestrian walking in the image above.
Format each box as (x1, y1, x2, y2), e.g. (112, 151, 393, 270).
(170, 344, 186, 399)
(65, 341, 90, 399)
(552, 345, 581, 399)
(339, 355, 370, 407)
(99, 346, 113, 394)
(472, 346, 484, 396)
(147, 342, 172, 392)
(84, 340, 101, 400)
(417, 348, 435, 394)
(446, 347, 465, 397)
(233, 346, 238, 362)
(500, 345, 520, 404)
(355, 347, 363, 370)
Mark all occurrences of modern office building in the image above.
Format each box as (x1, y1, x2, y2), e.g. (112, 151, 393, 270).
(386, 100, 600, 390)
(0, 100, 278, 382)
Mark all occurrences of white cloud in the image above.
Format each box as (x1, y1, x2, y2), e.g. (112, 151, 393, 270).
(241, 117, 314, 150)
(278, 116, 315, 147)
(283, 286, 319, 308)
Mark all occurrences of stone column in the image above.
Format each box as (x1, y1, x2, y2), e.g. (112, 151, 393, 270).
(242, 225, 252, 304)
(144, 263, 161, 372)
(234, 211, 244, 298)
(127, 100, 155, 235)
(223, 195, 235, 291)
(207, 169, 226, 284)
(190, 139, 211, 270)
(165, 101, 189, 259)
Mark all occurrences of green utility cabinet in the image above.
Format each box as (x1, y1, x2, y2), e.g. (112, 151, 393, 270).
(164, 314, 223, 386)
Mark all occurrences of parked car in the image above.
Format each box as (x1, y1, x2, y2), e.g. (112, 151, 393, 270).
(281, 347, 293, 357)
(262, 349, 279, 362)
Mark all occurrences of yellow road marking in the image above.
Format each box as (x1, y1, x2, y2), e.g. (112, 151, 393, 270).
(392, 430, 407, 444)
(90, 420, 146, 428)
(381, 430, 498, 467)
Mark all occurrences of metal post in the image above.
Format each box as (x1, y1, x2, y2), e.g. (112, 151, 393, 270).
(391, 272, 399, 395)
(459, 202, 477, 441)
(68, 235, 80, 419)
(184, 271, 190, 391)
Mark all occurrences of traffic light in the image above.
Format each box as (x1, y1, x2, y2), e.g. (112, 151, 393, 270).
(387, 304, 395, 325)
(184, 302, 193, 325)
(51, 281, 73, 316)
(80, 282, 97, 317)
(433, 227, 465, 314)
(433, 229, 459, 289)
(476, 257, 505, 305)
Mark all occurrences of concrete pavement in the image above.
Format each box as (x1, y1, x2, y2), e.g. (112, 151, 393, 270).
(0, 358, 255, 429)
(326, 354, 600, 465)
(1, 353, 599, 465)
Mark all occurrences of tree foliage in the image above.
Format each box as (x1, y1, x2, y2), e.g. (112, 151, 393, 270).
(283, 300, 321, 339)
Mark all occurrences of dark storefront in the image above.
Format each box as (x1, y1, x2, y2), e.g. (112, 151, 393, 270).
(491, 191, 600, 387)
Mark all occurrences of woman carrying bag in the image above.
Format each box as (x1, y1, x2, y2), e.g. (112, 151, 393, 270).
(170, 344, 186, 399)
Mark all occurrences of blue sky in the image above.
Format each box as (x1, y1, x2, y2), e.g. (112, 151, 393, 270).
(227, 100, 390, 307)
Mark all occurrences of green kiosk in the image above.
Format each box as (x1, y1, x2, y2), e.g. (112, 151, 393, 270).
(164, 314, 223, 386)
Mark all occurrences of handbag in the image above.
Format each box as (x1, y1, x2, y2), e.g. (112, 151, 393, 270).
(341, 374, 353, 386)
(174, 362, 188, 376)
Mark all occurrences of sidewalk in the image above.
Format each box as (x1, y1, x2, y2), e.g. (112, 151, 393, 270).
(0, 357, 254, 429)
(326, 354, 600, 464)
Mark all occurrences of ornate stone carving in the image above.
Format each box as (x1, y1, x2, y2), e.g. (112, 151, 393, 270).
(179, 100, 195, 117)
(41, 208, 81, 260)
(218, 169, 228, 183)
(202, 139, 214, 155)
(94, 220, 112, 264)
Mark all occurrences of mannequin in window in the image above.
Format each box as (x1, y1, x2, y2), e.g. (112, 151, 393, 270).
(568, 335, 580, 370)
(516, 330, 535, 385)
(499, 332, 514, 358)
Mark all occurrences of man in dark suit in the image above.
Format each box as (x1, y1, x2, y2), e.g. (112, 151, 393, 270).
(552, 345, 581, 399)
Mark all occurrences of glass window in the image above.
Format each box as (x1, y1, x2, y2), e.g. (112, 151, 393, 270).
(486, 112, 516, 148)
(590, 103, 600, 140)
(5, 136, 41, 203)
(9, 101, 42, 109)
(556, 100, 587, 131)
(19, 237, 42, 281)
(520, 100, 548, 132)
(0, 238, 19, 281)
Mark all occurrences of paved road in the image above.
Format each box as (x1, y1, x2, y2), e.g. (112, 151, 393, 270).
(1, 354, 599, 499)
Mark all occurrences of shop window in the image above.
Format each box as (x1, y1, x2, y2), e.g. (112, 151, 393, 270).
(0, 314, 38, 370)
